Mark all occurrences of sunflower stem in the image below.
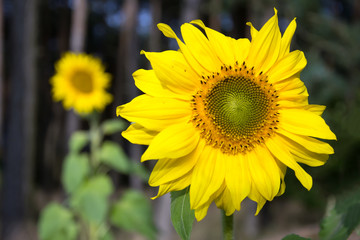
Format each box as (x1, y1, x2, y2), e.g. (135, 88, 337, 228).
(222, 210, 234, 240)
(89, 113, 101, 172)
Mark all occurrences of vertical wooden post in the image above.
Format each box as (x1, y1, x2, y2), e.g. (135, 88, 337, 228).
(149, 0, 161, 52)
(65, 0, 88, 145)
(181, 0, 202, 22)
(70, 0, 88, 53)
(2, 0, 38, 239)
(116, 0, 141, 190)
(0, 0, 4, 150)
(209, 0, 221, 30)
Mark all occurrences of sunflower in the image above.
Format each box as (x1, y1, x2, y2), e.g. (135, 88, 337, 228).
(117, 9, 336, 221)
(50, 52, 112, 114)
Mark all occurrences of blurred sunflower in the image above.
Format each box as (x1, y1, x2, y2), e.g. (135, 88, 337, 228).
(51, 52, 112, 114)
(117, 9, 336, 221)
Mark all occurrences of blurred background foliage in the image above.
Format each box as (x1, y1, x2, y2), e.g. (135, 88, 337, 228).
(0, 0, 360, 239)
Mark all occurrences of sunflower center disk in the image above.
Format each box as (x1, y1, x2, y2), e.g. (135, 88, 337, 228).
(191, 64, 279, 155)
(207, 76, 269, 138)
(71, 71, 94, 93)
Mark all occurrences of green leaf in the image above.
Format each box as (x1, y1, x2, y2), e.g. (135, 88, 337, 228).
(101, 119, 126, 135)
(61, 153, 90, 194)
(97, 224, 114, 240)
(99, 140, 149, 180)
(319, 189, 360, 240)
(319, 205, 360, 240)
(334, 188, 360, 213)
(110, 190, 157, 240)
(170, 188, 195, 240)
(38, 203, 78, 240)
(282, 234, 311, 240)
(69, 131, 89, 153)
(82, 192, 108, 223)
(70, 175, 114, 224)
(84, 175, 114, 196)
(100, 231, 114, 240)
(319, 208, 348, 240)
(99, 141, 131, 173)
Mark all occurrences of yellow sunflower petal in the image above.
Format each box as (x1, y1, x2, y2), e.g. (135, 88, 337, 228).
(247, 150, 272, 200)
(232, 38, 251, 64)
(190, 144, 226, 209)
(149, 140, 205, 186)
(181, 23, 222, 72)
(275, 159, 287, 196)
(266, 137, 313, 190)
(190, 20, 235, 66)
(246, 22, 258, 39)
(268, 50, 307, 83)
(224, 154, 250, 211)
(152, 172, 192, 199)
(277, 128, 334, 154)
(246, 8, 281, 73)
(274, 74, 306, 91)
(215, 187, 236, 216)
(194, 182, 227, 221)
(194, 198, 213, 221)
(248, 186, 267, 215)
(157, 23, 209, 76)
(133, 69, 188, 100)
(277, 100, 308, 109)
(117, 94, 191, 131)
(141, 50, 199, 95)
(278, 109, 337, 140)
(141, 122, 200, 161)
(278, 85, 309, 102)
(279, 18, 297, 57)
(293, 153, 328, 167)
(122, 123, 158, 145)
(149, 158, 195, 186)
(248, 145, 280, 201)
(305, 104, 326, 116)
(279, 135, 329, 167)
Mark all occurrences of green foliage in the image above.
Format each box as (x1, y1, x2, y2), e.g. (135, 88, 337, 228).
(99, 231, 114, 240)
(110, 190, 157, 240)
(61, 153, 90, 194)
(70, 175, 114, 224)
(170, 188, 195, 240)
(319, 189, 360, 240)
(99, 140, 149, 180)
(38, 115, 154, 240)
(282, 234, 311, 240)
(99, 141, 131, 173)
(69, 131, 89, 153)
(283, 188, 360, 240)
(319, 208, 349, 240)
(101, 119, 126, 135)
(38, 203, 78, 240)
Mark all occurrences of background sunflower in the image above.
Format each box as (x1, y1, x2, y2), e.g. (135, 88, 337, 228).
(51, 52, 112, 114)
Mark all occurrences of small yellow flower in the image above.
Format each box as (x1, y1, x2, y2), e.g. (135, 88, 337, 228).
(117, 9, 336, 221)
(51, 52, 112, 114)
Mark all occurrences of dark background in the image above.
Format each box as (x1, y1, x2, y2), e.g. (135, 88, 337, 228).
(0, 0, 360, 239)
